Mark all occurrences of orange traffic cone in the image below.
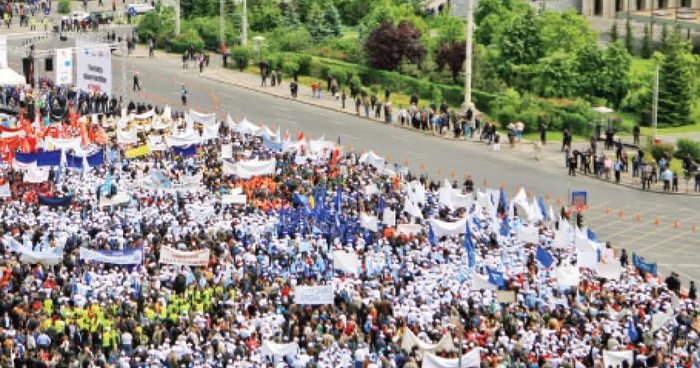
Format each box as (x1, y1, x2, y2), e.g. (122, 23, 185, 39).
(618, 209, 624, 218)
(405, 158, 410, 166)
(692, 225, 697, 232)
(654, 217, 660, 225)
(437, 167, 443, 175)
(556, 197, 562, 205)
(605, 206, 611, 215)
(674, 221, 679, 229)
(451, 170, 456, 178)
(545, 194, 551, 201)
(635, 214, 641, 222)
(501, 183, 505, 190)
(420, 162, 425, 170)
(483, 179, 488, 186)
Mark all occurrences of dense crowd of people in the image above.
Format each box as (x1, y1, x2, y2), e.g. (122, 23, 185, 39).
(0, 91, 694, 368)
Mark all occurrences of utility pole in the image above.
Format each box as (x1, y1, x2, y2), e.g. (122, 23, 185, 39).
(220, 0, 225, 52)
(464, 0, 473, 109)
(122, 40, 127, 100)
(653, 63, 659, 142)
(175, 0, 181, 35)
(241, 0, 247, 46)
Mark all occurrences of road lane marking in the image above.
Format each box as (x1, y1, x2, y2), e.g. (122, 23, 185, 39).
(392, 136, 413, 143)
(271, 106, 289, 112)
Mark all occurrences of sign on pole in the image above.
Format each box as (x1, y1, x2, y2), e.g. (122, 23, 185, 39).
(76, 39, 113, 94)
(55, 48, 73, 85)
(571, 191, 587, 207)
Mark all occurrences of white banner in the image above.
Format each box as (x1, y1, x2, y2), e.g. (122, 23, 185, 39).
(0, 183, 9, 198)
(79, 247, 144, 265)
(55, 48, 73, 85)
(577, 250, 599, 270)
(75, 39, 112, 94)
(294, 285, 334, 305)
(603, 350, 634, 368)
(117, 129, 138, 144)
(332, 251, 359, 274)
(221, 144, 233, 159)
(23, 166, 50, 183)
(430, 218, 467, 238)
(360, 212, 379, 232)
(159, 247, 210, 266)
(76, 40, 112, 94)
(221, 193, 246, 204)
(5, 236, 63, 265)
(0, 36, 6, 69)
(517, 225, 539, 243)
(422, 350, 481, 368)
(359, 151, 385, 171)
(555, 265, 580, 287)
(226, 159, 276, 179)
(382, 209, 396, 227)
(45, 137, 82, 151)
(260, 342, 299, 358)
(401, 329, 455, 359)
(188, 109, 217, 125)
(396, 224, 422, 236)
(597, 261, 623, 280)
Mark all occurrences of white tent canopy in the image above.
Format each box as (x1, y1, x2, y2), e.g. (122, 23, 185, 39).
(0, 68, 26, 85)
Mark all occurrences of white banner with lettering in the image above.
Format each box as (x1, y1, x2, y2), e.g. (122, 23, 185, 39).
(0, 36, 7, 69)
(79, 247, 144, 265)
(422, 350, 481, 368)
(293, 285, 334, 305)
(56, 48, 73, 85)
(159, 247, 210, 266)
(76, 39, 112, 94)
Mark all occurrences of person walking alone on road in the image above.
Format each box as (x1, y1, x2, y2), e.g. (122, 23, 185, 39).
(182, 52, 188, 69)
(133, 72, 141, 91)
(181, 86, 187, 106)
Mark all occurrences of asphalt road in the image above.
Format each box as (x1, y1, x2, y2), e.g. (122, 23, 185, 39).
(7, 31, 700, 284)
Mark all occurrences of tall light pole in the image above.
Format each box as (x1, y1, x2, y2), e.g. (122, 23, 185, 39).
(653, 63, 659, 142)
(464, 0, 473, 108)
(220, 0, 225, 52)
(241, 0, 248, 46)
(175, 0, 181, 35)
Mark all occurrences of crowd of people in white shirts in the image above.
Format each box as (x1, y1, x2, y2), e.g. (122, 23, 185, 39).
(0, 111, 695, 368)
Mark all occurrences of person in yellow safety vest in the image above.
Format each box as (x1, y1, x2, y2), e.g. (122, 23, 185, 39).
(101, 326, 119, 355)
(42, 17, 48, 30)
(43, 298, 53, 316)
(4, 13, 10, 29)
(29, 16, 35, 30)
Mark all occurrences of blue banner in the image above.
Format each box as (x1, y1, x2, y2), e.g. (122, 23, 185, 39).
(86, 150, 105, 167)
(173, 145, 197, 157)
(632, 253, 657, 275)
(37, 150, 62, 167)
(263, 137, 283, 151)
(536, 245, 555, 268)
(487, 268, 506, 287)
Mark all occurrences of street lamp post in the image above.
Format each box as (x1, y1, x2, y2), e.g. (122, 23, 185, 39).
(464, 0, 473, 108)
(175, 0, 180, 35)
(241, 0, 248, 46)
(220, 0, 225, 52)
(653, 63, 659, 142)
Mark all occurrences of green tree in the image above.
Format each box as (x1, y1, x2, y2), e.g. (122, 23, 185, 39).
(283, 2, 302, 28)
(498, 6, 543, 83)
(625, 19, 634, 55)
(322, 0, 343, 37)
(600, 42, 632, 108)
(610, 21, 619, 43)
(539, 9, 597, 54)
(335, 0, 372, 26)
(306, 3, 330, 42)
(660, 24, 669, 53)
(249, 0, 283, 32)
(658, 34, 698, 126)
(641, 24, 652, 59)
(532, 51, 578, 98)
(575, 43, 605, 98)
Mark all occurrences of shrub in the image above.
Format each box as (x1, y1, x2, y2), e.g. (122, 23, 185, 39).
(269, 28, 313, 53)
(495, 106, 518, 126)
(518, 110, 540, 131)
(170, 31, 204, 53)
(560, 113, 588, 135)
(350, 75, 362, 89)
(58, 0, 71, 14)
(328, 67, 348, 85)
(649, 142, 675, 162)
(282, 61, 299, 75)
(233, 48, 252, 71)
(674, 138, 700, 161)
(295, 55, 312, 75)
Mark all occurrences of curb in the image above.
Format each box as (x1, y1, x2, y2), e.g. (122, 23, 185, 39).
(200, 70, 700, 198)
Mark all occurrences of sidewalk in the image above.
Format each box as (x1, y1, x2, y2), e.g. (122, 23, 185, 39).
(135, 46, 700, 196)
